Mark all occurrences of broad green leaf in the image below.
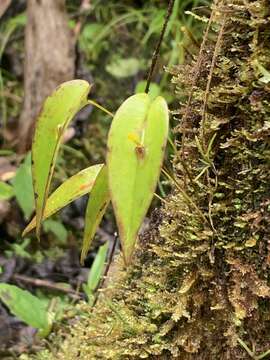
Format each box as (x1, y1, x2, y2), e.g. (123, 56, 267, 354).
(23, 164, 103, 236)
(0, 181, 14, 200)
(12, 153, 34, 220)
(83, 242, 109, 304)
(107, 94, 169, 264)
(81, 166, 110, 264)
(0, 284, 51, 337)
(32, 80, 91, 238)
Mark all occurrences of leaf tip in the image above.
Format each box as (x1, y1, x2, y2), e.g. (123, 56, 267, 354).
(22, 228, 27, 237)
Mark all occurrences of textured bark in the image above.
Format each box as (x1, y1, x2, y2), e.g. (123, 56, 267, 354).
(19, 0, 74, 152)
(0, 0, 11, 18)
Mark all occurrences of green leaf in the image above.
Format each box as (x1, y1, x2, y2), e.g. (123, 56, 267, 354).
(81, 23, 104, 40)
(81, 166, 110, 264)
(0, 181, 14, 200)
(23, 164, 103, 236)
(8, 13, 27, 28)
(43, 219, 68, 244)
(107, 94, 169, 264)
(106, 57, 142, 78)
(12, 153, 34, 219)
(87, 242, 108, 291)
(32, 80, 91, 238)
(8, 238, 32, 259)
(0, 284, 51, 337)
(83, 242, 109, 304)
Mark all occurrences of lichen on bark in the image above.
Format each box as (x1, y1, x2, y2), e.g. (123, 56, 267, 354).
(30, 0, 270, 358)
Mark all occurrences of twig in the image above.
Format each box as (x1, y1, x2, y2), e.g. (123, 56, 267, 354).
(180, 0, 218, 153)
(168, 136, 197, 191)
(176, 1, 218, 191)
(145, 0, 176, 93)
(154, 192, 168, 204)
(12, 274, 83, 300)
(201, 13, 226, 148)
(237, 337, 256, 359)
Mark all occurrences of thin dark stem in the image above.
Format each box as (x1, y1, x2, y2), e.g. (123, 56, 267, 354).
(145, 0, 176, 93)
(92, 235, 118, 307)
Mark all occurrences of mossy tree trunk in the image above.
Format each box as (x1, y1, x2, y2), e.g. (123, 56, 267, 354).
(35, 0, 270, 359)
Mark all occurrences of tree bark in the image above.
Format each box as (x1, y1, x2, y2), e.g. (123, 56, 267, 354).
(0, 0, 11, 18)
(18, 0, 74, 152)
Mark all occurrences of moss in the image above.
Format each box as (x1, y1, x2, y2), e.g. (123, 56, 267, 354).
(31, 0, 270, 358)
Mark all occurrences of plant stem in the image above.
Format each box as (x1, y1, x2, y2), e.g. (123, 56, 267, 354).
(237, 337, 256, 359)
(154, 192, 168, 204)
(145, 0, 176, 93)
(87, 100, 114, 117)
(257, 349, 270, 360)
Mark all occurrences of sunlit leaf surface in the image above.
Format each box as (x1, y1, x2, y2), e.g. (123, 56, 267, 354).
(107, 94, 169, 264)
(32, 80, 91, 238)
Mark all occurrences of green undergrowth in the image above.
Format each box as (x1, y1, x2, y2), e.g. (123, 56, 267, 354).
(28, 0, 270, 358)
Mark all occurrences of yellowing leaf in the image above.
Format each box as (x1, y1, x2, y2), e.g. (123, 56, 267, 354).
(107, 94, 169, 264)
(23, 164, 103, 236)
(81, 165, 110, 264)
(32, 80, 91, 238)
